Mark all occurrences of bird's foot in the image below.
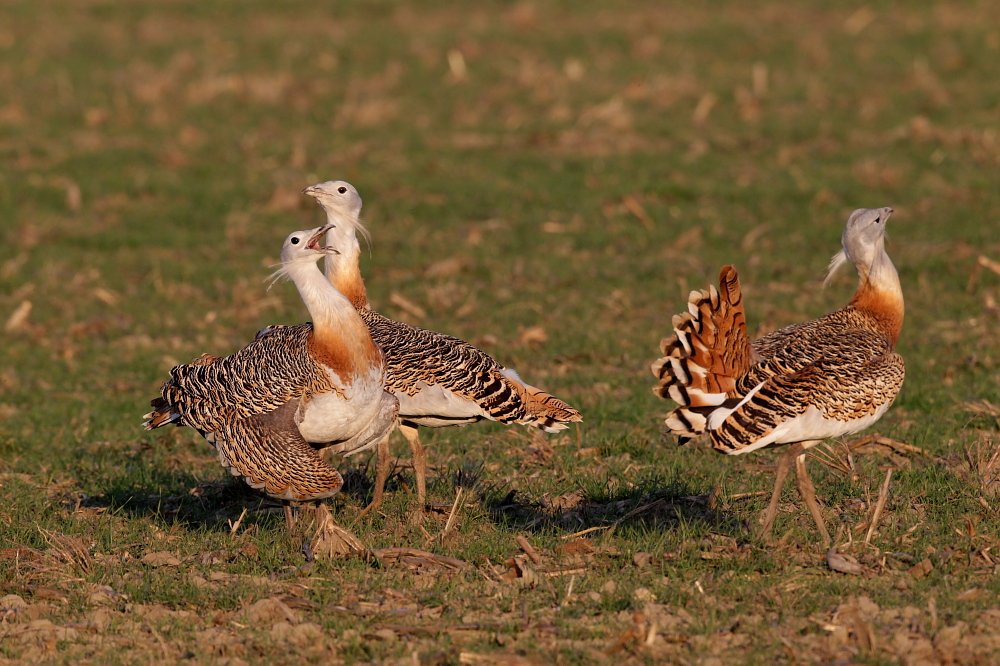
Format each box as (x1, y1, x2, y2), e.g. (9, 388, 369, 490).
(310, 502, 366, 560)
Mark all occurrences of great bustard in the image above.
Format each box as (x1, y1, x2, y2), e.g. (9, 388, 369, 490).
(144, 224, 399, 529)
(302, 180, 583, 509)
(651, 208, 904, 547)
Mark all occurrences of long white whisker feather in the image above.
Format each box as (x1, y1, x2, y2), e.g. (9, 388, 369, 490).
(265, 264, 292, 291)
(823, 249, 848, 288)
(352, 215, 372, 248)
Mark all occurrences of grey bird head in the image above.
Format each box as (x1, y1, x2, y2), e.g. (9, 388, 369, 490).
(279, 224, 339, 265)
(302, 181, 363, 220)
(843, 207, 893, 263)
(825, 207, 894, 285)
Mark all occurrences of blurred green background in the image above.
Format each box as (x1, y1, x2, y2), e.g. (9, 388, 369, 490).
(1, 1, 999, 662)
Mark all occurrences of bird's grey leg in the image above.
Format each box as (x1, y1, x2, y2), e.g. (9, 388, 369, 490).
(758, 442, 805, 540)
(283, 500, 296, 531)
(795, 444, 831, 549)
(399, 422, 427, 508)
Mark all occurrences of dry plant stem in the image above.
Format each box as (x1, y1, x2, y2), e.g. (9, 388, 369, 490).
(516, 535, 542, 565)
(758, 441, 806, 539)
(561, 575, 576, 607)
(601, 498, 666, 543)
(726, 490, 772, 502)
(561, 526, 612, 539)
(442, 487, 463, 538)
(979, 254, 1000, 276)
(810, 442, 852, 477)
(795, 450, 831, 549)
(229, 507, 248, 535)
(544, 568, 588, 578)
(645, 621, 658, 647)
(864, 468, 893, 547)
(830, 524, 846, 552)
(373, 547, 467, 570)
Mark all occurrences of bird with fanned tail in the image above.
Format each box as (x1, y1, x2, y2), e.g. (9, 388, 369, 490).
(651, 208, 904, 547)
(144, 224, 398, 533)
(301, 180, 582, 510)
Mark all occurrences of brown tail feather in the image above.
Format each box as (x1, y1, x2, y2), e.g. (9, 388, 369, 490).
(651, 265, 756, 433)
(143, 396, 182, 430)
(143, 354, 223, 430)
(714, 265, 756, 376)
(516, 384, 583, 433)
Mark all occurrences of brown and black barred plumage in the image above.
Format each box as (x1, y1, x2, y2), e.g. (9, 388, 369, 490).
(145, 225, 398, 523)
(359, 307, 580, 432)
(303, 180, 582, 508)
(652, 271, 904, 454)
(651, 208, 904, 546)
(147, 324, 358, 500)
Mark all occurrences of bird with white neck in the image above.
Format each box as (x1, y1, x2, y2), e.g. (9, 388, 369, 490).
(652, 207, 904, 548)
(145, 223, 398, 542)
(302, 180, 582, 513)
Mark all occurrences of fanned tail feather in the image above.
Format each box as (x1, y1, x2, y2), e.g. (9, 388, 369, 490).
(651, 265, 756, 438)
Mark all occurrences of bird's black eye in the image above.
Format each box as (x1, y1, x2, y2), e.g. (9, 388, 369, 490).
(338, 186, 347, 194)
(291, 237, 300, 245)
(874, 217, 880, 223)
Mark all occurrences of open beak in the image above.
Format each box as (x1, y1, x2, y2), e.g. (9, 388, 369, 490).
(305, 224, 337, 253)
(302, 185, 320, 197)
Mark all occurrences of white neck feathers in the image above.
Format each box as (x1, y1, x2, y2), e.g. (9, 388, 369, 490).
(283, 260, 355, 330)
(865, 245, 900, 294)
(321, 211, 369, 309)
(850, 242, 904, 344)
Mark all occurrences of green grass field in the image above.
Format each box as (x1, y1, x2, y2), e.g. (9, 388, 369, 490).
(2, 1, 999, 663)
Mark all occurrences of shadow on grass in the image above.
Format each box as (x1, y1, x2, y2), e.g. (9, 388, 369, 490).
(87, 471, 288, 533)
(85, 449, 403, 534)
(476, 475, 751, 543)
(81, 448, 753, 541)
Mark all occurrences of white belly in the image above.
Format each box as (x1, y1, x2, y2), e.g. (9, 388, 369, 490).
(728, 399, 895, 456)
(394, 381, 489, 422)
(297, 369, 385, 443)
